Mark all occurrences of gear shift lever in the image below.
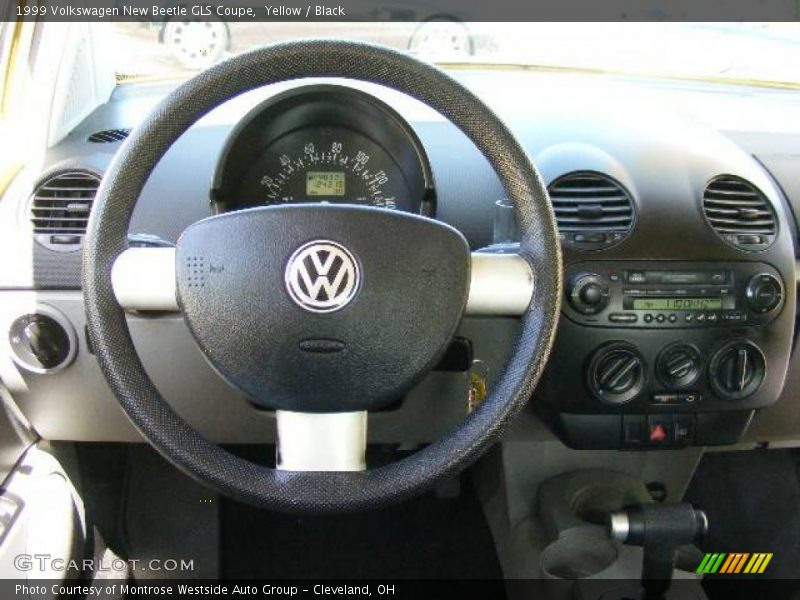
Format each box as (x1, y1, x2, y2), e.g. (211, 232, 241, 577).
(608, 503, 708, 600)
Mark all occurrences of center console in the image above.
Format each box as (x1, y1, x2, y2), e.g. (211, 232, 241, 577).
(536, 260, 794, 449)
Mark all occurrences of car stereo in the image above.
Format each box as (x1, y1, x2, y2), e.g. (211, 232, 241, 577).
(564, 262, 784, 328)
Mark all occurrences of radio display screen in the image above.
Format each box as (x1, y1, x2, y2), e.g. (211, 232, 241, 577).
(632, 297, 723, 311)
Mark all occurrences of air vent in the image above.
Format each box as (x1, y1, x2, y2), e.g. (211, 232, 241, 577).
(548, 171, 634, 250)
(702, 176, 776, 251)
(30, 171, 100, 251)
(87, 128, 130, 143)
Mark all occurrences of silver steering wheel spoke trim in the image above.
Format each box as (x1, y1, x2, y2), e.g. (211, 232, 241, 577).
(111, 247, 535, 317)
(276, 410, 367, 472)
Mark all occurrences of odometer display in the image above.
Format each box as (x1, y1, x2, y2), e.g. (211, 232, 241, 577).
(306, 171, 345, 196)
(632, 297, 722, 311)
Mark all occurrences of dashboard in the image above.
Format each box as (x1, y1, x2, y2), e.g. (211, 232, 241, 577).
(0, 70, 798, 449)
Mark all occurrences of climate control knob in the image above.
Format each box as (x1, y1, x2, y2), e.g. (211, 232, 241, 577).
(709, 340, 766, 401)
(745, 273, 783, 314)
(587, 342, 646, 405)
(656, 343, 701, 388)
(568, 273, 610, 315)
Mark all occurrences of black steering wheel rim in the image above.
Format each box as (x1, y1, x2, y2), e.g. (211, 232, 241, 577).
(82, 40, 562, 514)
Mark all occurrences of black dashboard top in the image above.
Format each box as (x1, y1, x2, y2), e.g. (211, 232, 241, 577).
(17, 70, 800, 259)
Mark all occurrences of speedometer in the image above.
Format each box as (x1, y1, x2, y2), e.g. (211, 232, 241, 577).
(238, 126, 409, 209)
(213, 85, 433, 215)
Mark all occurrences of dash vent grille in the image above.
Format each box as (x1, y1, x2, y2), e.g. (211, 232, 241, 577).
(702, 176, 776, 251)
(87, 128, 130, 143)
(30, 170, 100, 251)
(548, 171, 634, 249)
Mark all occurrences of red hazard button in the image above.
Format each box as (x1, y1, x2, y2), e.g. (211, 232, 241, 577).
(649, 423, 668, 443)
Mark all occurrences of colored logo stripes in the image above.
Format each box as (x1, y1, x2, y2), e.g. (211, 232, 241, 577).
(697, 553, 773, 574)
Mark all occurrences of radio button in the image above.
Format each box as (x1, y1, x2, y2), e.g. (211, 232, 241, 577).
(668, 314, 678, 323)
(710, 272, 727, 284)
(722, 311, 747, 323)
(707, 313, 718, 323)
(655, 314, 666, 323)
(609, 313, 638, 323)
(695, 313, 706, 323)
(684, 314, 694, 322)
(627, 271, 647, 284)
(644, 314, 654, 323)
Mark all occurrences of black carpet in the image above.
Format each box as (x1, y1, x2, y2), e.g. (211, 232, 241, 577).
(683, 448, 800, 580)
(220, 481, 504, 580)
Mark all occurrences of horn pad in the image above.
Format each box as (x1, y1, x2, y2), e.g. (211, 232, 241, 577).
(175, 205, 470, 412)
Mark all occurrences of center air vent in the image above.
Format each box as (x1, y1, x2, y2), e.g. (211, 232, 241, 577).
(702, 175, 776, 251)
(548, 171, 634, 250)
(87, 128, 130, 143)
(30, 170, 100, 252)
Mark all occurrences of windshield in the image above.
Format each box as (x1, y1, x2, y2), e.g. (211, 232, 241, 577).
(106, 22, 800, 87)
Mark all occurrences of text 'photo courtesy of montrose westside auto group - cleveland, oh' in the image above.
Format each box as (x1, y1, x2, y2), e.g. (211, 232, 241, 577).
(0, 1, 800, 599)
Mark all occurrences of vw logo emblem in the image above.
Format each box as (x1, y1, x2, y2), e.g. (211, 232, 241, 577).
(284, 240, 360, 313)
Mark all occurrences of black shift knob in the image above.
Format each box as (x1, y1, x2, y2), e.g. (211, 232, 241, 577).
(608, 503, 708, 600)
(609, 502, 707, 547)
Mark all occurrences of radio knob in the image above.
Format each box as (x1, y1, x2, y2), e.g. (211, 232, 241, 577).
(580, 283, 603, 305)
(568, 273, 610, 315)
(745, 274, 783, 314)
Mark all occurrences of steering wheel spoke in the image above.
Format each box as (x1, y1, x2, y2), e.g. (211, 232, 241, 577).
(111, 247, 178, 312)
(276, 410, 367, 472)
(466, 253, 535, 315)
(111, 247, 534, 316)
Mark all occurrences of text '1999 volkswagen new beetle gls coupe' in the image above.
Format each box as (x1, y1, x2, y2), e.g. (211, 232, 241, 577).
(0, 7, 799, 600)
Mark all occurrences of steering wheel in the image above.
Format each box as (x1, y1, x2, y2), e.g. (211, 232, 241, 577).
(83, 41, 562, 514)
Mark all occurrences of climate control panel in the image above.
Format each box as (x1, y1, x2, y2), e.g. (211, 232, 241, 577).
(537, 259, 794, 450)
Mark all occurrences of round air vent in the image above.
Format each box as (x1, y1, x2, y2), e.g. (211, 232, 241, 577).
(709, 340, 766, 401)
(587, 342, 646, 405)
(29, 170, 100, 252)
(702, 175, 776, 251)
(548, 171, 635, 250)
